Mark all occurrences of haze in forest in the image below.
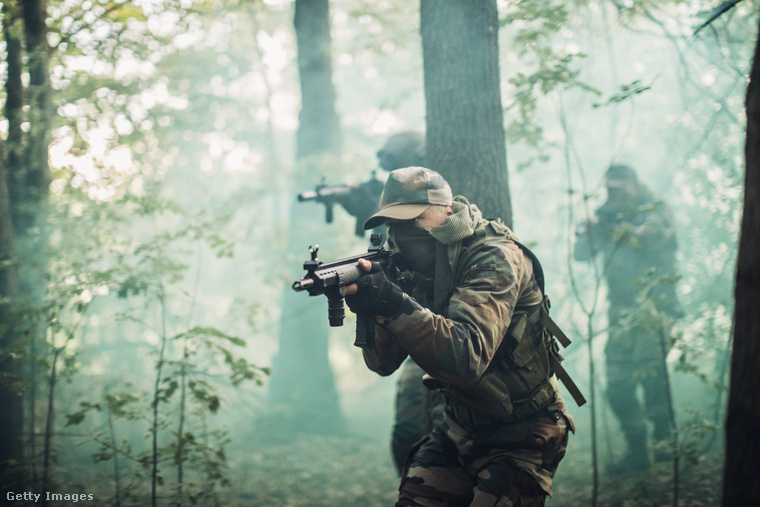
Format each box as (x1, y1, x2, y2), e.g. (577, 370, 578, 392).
(1, 1, 756, 506)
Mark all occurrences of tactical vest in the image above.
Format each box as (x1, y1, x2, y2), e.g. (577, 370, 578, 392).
(424, 220, 586, 424)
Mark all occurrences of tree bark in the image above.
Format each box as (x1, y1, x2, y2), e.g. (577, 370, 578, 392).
(1, 0, 51, 490)
(723, 17, 760, 507)
(21, 0, 52, 230)
(294, 0, 341, 159)
(3, 0, 25, 235)
(0, 143, 24, 492)
(420, 0, 512, 226)
(0, 0, 26, 490)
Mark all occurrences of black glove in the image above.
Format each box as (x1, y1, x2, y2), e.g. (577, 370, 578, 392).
(345, 263, 405, 318)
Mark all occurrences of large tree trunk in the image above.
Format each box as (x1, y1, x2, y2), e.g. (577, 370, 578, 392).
(0, 0, 27, 490)
(0, 0, 51, 490)
(266, 0, 345, 435)
(293, 0, 341, 161)
(420, 0, 512, 226)
(0, 144, 24, 492)
(723, 18, 760, 507)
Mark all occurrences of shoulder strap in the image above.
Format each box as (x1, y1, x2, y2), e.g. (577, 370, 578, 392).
(513, 241, 545, 295)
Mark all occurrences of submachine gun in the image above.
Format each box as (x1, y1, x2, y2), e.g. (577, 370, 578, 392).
(297, 173, 385, 237)
(292, 233, 398, 348)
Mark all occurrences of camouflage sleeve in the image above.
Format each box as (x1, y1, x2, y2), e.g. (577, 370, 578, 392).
(382, 240, 540, 389)
(362, 321, 409, 376)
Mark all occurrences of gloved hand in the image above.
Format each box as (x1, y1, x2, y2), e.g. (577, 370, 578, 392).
(345, 262, 405, 318)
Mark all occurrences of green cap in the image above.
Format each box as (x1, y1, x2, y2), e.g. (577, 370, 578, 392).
(364, 166, 453, 230)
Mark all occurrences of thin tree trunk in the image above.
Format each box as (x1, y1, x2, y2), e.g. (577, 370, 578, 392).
(657, 326, 679, 507)
(586, 318, 599, 507)
(106, 409, 122, 507)
(40, 348, 61, 506)
(152, 291, 169, 507)
(176, 349, 188, 507)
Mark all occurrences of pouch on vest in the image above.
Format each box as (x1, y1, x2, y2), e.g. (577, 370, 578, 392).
(424, 304, 556, 422)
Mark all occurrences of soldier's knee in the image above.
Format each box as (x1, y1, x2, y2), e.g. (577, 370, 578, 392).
(475, 462, 547, 507)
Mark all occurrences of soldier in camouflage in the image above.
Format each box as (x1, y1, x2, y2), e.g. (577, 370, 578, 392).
(344, 167, 575, 506)
(574, 164, 681, 473)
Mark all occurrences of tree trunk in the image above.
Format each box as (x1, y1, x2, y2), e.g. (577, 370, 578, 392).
(293, 0, 341, 160)
(266, 0, 345, 435)
(21, 0, 52, 225)
(723, 18, 760, 507)
(0, 0, 51, 490)
(0, 0, 26, 490)
(0, 143, 24, 492)
(420, 0, 512, 226)
(3, 0, 25, 235)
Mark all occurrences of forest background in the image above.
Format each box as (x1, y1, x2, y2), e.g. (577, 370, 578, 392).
(1, 0, 758, 506)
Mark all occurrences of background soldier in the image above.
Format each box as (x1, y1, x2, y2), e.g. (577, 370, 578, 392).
(376, 131, 425, 174)
(574, 164, 682, 473)
(346, 167, 576, 506)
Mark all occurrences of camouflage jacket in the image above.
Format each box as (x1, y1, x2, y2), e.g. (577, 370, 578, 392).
(363, 198, 574, 496)
(362, 198, 543, 396)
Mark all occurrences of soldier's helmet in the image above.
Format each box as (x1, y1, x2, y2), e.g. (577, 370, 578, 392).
(377, 131, 426, 172)
(605, 164, 638, 189)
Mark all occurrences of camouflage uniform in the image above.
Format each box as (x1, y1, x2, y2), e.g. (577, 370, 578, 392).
(574, 165, 680, 470)
(355, 167, 575, 506)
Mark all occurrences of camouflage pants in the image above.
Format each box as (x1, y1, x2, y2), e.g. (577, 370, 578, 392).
(396, 404, 572, 507)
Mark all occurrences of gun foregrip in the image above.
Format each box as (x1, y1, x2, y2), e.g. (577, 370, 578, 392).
(327, 293, 345, 327)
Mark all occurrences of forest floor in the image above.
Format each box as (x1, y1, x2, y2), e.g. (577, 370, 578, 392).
(223, 434, 723, 507)
(221, 383, 725, 507)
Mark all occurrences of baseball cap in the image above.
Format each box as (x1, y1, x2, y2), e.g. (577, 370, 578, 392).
(363, 166, 453, 230)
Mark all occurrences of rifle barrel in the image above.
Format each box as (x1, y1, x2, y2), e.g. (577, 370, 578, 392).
(292, 278, 314, 292)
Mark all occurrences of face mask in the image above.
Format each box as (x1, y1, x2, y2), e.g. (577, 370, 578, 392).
(387, 221, 437, 276)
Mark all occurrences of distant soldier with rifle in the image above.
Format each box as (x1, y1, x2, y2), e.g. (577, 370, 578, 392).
(574, 164, 682, 474)
(301, 166, 583, 506)
(297, 131, 425, 238)
(297, 131, 442, 476)
(297, 176, 385, 237)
